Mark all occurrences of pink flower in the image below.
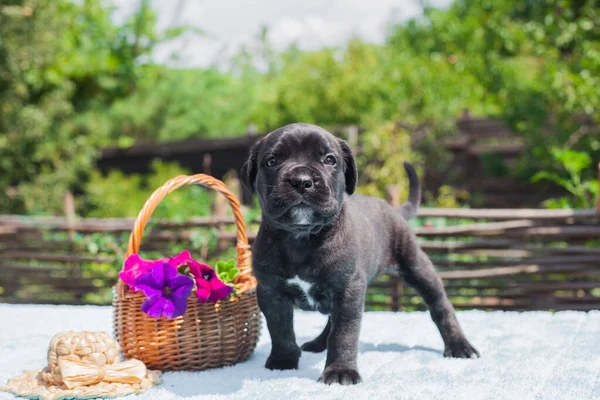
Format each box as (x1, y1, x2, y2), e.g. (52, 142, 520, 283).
(119, 254, 167, 292)
(167, 250, 196, 269)
(189, 262, 233, 303)
(170, 250, 233, 302)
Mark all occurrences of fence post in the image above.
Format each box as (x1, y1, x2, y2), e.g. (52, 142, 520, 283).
(63, 190, 83, 302)
(391, 277, 403, 312)
(63, 191, 76, 241)
(203, 154, 212, 176)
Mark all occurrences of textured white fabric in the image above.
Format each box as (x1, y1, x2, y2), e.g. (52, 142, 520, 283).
(1, 305, 598, 400)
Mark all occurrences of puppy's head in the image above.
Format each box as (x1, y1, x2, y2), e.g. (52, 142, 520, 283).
(241, 123, 357, 233)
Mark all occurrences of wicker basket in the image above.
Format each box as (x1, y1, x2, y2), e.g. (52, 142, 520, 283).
(112, 174, 261, 371)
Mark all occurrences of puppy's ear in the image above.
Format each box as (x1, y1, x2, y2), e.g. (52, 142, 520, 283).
(338, 139, 358, 195)
(240, 138, 263, 193)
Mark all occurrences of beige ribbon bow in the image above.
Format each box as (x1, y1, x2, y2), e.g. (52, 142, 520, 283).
(58, 356, 147, 389)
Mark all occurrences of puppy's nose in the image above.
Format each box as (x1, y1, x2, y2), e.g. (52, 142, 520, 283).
(289, 174, 314, 194)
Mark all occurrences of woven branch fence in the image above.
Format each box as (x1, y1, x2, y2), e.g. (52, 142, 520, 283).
(1, 206, 599, 311)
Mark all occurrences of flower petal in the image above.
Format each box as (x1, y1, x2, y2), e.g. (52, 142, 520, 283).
(168, 250, 194, 268)
(208, 279, 234, 302)
(120, 255, 151, 289)
(162, 299, 175, 319)
(120, 254, 167, 291)
(189, 261, 216, 282)
(195, 279, 211, 303)
(164, 296, 188, 318)
(118, 270, 136, 290)
(135, 273, 163, 297)
(141, 295, 166, 318)
(136, 284, 163, 297)
(170, 275, 194, 298)
(162, 262, 178, 283)
(151, 262, 171, 288)
(123, 254, 148, 271)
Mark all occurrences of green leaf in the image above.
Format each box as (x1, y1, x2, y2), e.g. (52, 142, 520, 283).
(582, 181, 599, 196)
(579, 19, 593, 31)
(215, 259, 239, 283)
(532, 170, 572, 189)
(531, 171, 557, 183)
(218, 271, 229, 282)
(542, 196, 572, 209)
(551, 148, 591, 175)
(228, 268, 240, 281)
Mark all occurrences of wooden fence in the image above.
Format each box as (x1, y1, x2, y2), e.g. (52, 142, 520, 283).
(1, 206, 599, 311)
(368, 208, 600, 311)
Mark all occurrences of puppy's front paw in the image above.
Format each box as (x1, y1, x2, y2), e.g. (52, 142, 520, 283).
(444, 339, 480, 359)
(265, 355, 300, 370)
(318, 367, 362, 385)
(301, 339, 327, 353)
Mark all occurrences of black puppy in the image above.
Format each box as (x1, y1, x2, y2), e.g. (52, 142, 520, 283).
(241, 123, 479, 385)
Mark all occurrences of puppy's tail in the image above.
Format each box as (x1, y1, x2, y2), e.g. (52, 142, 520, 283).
(397, 161, 421, 220)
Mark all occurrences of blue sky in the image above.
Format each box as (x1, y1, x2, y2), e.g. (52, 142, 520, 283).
(111, 0, 452, 67)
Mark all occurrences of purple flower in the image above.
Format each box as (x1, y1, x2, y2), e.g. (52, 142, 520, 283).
(135, 262, 194, 318)
(119, 254, 167, 292)
(188, 262, 233, 303)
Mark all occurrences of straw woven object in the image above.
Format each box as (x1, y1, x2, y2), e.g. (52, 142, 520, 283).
(0, 331, 160, 400)
(113, 174, 262, 371)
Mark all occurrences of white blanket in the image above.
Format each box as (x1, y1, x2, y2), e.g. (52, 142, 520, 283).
(0, 305, 598, 400)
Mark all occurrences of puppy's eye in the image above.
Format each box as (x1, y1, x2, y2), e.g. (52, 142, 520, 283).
(266, 157, 277, 167)
(323, 155, 337, 165)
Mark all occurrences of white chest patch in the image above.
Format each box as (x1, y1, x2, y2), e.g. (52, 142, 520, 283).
(287, 276, 316, 308)
(291, 207, 313, 225)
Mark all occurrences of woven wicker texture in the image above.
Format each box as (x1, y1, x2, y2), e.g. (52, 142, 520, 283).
(113, 174, 261, 371)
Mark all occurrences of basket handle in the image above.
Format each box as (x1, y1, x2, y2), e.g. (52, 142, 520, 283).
(119, 174, 254, 292)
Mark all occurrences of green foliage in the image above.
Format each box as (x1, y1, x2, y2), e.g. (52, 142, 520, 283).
(0, 0, 190, 215)
(2, 0, 599, 216)
(84, 160, 214, 219)
(426, 185, 471, 208)
(247, 40, 395, 128)
(84, 170, 145, 218)
(214, 259, 240, 284)
(93, 67, 256, 141)
(238, 1, 599, 195)
(386, 0, 600, 179)
(532, 147, 598, 208)
(355, 122, 418, 200)
(243, 35, 496, 133)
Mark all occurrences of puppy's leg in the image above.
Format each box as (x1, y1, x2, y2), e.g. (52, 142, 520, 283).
(398, 235, 480, 358)
(301, 317, 330, 353)
(319, 279, 365, 385)
(257, 283, 301, 370)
